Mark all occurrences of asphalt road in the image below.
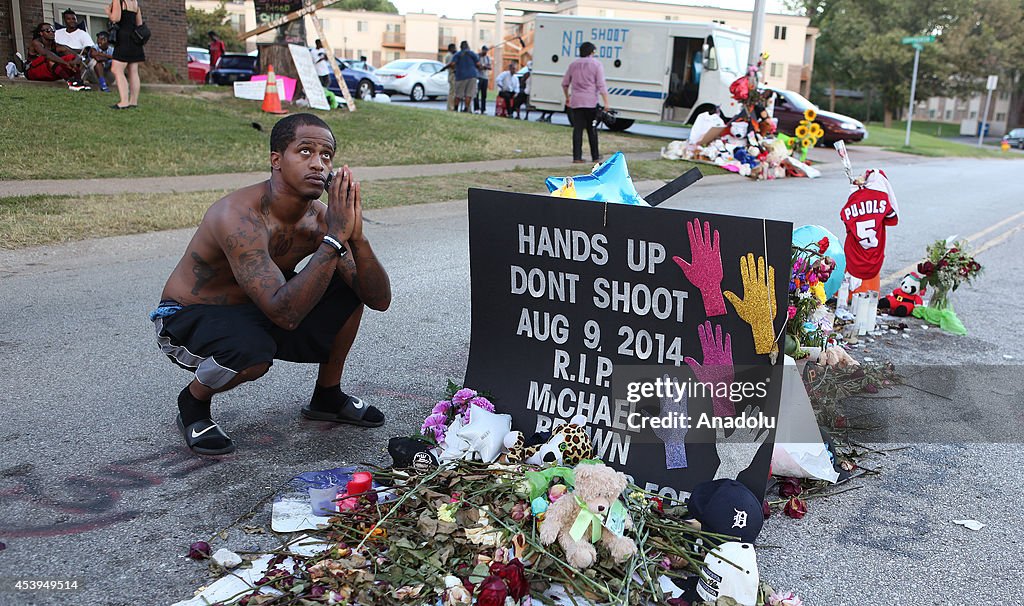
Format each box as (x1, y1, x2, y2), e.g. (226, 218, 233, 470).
(1, 151, 1022, 605)
(384, 95, 692, 140)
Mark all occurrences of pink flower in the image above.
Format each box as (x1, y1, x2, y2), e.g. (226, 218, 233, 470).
(422, 412, 450, 442)
(768, 590, 804, 606)
(787, 306, 797, 320)
(452, 388, 477, 406)
(432, 400, 453, 415)
(469, 396, 494, 412)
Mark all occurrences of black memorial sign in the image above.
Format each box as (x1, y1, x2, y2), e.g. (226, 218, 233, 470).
(465, 189, 792, 498)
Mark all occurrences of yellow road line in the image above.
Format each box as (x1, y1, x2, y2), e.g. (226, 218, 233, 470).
(879, 209, 1024, 288)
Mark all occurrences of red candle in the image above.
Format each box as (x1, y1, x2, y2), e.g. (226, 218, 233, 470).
(345, 472, 372, 498)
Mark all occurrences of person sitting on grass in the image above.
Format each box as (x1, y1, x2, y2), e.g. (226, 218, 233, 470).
(55, 9, 108, 91)
(92, 31, 114, 74)
(151, 113, 392, 456)
(23, 22, 89, 89)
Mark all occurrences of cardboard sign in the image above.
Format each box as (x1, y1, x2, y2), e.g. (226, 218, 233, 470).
(465, 190, 792, 498)
(233, 80, 269, 101)
(288, 43, 330, 111)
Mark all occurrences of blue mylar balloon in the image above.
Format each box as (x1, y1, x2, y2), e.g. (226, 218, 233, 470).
(792, 224, 846, 299)
(545, 152, 649, 206)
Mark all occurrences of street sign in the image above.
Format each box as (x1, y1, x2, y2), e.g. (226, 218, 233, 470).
(986, 75, 999, 91)
(901, 35, 936, 45)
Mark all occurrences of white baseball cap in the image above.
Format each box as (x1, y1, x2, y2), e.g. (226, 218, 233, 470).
(696, 541, 759, 606)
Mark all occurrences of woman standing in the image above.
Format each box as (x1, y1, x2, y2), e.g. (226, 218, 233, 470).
(106, 0, 145, 109)
(561, 42, 611, 164)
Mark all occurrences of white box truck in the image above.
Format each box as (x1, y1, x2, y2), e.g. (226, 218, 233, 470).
(529, 15, 751, 131)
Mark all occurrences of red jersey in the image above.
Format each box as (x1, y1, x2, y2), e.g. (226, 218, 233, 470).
(209, 39, 226, 68)
(840, 170, 899, 279)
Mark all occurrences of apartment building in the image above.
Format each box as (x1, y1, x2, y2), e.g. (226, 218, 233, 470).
(911, 90, 1016, 137)
(186, 0, 814, 95)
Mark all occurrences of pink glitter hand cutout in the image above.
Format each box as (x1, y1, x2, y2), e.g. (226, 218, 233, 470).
(684, 321, 736, 417)
(672, 218, 726, 317)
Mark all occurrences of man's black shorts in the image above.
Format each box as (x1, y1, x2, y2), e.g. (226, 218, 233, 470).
(152, 275, 362, 389)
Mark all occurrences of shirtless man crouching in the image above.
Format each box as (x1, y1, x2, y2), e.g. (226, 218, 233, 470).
(152, 113, 391, 455)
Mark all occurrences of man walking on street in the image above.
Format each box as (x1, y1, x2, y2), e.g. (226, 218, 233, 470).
(443, 43, 458, 111)
(474, 45, 492, 114)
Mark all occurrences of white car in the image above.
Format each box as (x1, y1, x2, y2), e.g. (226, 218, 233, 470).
(375, 59, 449, 102)
(187, 46, 210, 64)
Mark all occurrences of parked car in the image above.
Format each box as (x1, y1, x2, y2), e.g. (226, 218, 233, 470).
(187, 46, 210, 64)
(347, 59, 375, 73)
(1003, 127, 1024, 149)
(326, 58, 383, 100)
(375, 59, 448, 102)
(767, 87, 868, 145)
(207, 54, 258, 86)
(187, 47, 211, 84)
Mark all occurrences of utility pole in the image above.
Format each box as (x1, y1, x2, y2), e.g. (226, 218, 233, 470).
(978, 75, 998, 147)
(748, 0, 766, 69)
(900, 35, 935, 147)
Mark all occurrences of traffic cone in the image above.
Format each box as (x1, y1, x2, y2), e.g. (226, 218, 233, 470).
(261, 64, 287, 114)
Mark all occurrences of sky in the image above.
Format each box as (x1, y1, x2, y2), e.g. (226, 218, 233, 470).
(390, 0, 793, 20)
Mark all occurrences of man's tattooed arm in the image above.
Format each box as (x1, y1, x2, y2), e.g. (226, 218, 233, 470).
(336, 237, 392, 312)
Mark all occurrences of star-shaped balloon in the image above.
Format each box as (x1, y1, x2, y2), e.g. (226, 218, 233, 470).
(546, 152, 649, 206)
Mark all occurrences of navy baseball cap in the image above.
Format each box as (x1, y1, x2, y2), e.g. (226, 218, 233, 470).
(686, 479, 764, 544)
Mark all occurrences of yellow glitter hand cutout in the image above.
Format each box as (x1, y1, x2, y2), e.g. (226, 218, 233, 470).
(723, 253, 777, 354)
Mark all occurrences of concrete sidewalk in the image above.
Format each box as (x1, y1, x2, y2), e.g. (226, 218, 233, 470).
(0, 151, 665, 198)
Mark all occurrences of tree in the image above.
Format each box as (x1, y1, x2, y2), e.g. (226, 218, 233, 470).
(327, 0, 398, 12)
(939, 0, 1024, 129)
(791, 0, 961, 127)
(186, 2, 244, 51)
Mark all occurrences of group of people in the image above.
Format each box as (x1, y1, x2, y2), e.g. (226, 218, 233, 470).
(439, 41, 531, 118)
(13, 2, 146, 109)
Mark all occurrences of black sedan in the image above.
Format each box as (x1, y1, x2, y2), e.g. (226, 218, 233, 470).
(1003, 128, 1024, 149)
(207, 54, 258, 86)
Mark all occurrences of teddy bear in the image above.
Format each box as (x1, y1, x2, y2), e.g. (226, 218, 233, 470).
(539, 462, 637, 568)
(503, 414, 593, 466)
(878, 272, 925, 316)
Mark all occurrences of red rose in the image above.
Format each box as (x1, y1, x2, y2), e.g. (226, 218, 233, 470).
(949, 247, 959, 253)
(783, 497, 808, 519)
(817, 237, 830, 254)
(476, 575, 509, 606)
(491, 559, 529, 601)
(970, 261, 981, 272)
(959, 267, 969, 276)
(834, 415, 847, 428)
(762, 499, 772, 519)
(778, 477, 802, 498)
(939, 260, 949, 268)
(918, 261, 935, 275)
(188, 541, 211, 560)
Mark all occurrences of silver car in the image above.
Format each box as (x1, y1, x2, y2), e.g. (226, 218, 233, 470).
(375, 59, 450, 102)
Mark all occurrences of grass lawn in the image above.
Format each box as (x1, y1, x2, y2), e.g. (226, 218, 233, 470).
(858, 121, 1015, 159)
(0, 86, 662, 181)
(0, 159, 717, 249)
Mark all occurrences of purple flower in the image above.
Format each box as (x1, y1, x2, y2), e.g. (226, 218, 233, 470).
(422, 412, 450, 442)
(188, 541, 211, 560)
(469, 396, 494, 412)
(452, 388, 478, 406)
(431, 400, 453, 416)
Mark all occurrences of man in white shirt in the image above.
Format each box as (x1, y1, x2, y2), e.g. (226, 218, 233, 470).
(311, 39, 331, 88)
(55, 9, 108, 91)
(495, 61, 519, 119)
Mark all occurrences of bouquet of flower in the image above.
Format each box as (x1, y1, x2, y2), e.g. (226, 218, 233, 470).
(786, 238, 837, 355)
(917, 239, 982, 309)
(420, 380, 495, 445)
